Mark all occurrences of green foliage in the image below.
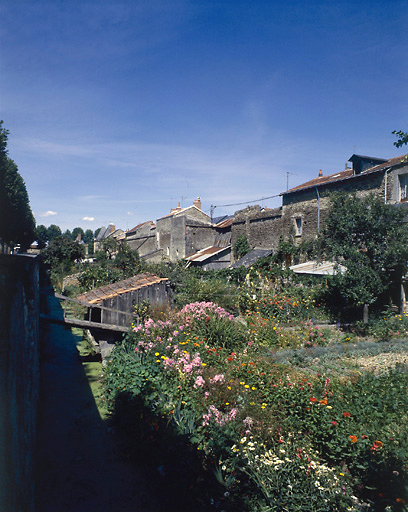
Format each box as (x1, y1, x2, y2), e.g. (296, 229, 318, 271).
(321, 192, 408, 317)
(71, 227, 85, 241)
(104, 299, 408, 511)
(78, 264, 123, 290)
(0, 121, 35, 251)
(392, 130, 408, 148)
(83, 229, 94, 245)
(78, 241, 141, 291)
(133, 299, 150, 322)
(47, 224, 62, 241)
(35, 224, 48, 249)
(233, 234, 250, 259)
(42, 236, 85, 272)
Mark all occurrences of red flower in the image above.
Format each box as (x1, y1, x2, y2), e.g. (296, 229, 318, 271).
(373, 440, 383, 449)
(331, 421, 337, 426)
(343, 412, 351, 418)
(310, 397, 317, 403)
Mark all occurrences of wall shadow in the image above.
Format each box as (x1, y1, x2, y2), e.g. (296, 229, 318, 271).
(35, 282, 162, 512)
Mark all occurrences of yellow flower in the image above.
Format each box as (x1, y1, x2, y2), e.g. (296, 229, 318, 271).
(240, 381, 245, 385)
(155, 352, 160, 356)
(252, 387, 256, 390)
(326, 406, 332, 409)
(202, 363, 206, 366)
(225, 402, 230, 405)
(245, 385, 249, 388)
(156, 360, 160, 363)
(227, 386, 231, 390)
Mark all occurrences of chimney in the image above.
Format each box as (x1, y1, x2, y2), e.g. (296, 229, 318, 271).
(318, 169, 323, 177)
(109, 223, 115, 233)
(170, 202, 182, 214)
(193, 197, 202, 210)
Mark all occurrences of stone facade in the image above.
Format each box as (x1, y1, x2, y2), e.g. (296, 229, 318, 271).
(230, 154, 408, 260)
(126, 200, 215, 263)
(126, 221, 158, 259)
(231, 206, 283, 262)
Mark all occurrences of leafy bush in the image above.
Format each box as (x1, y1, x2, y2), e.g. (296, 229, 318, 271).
(104, 299, 408, 511)
(233, 234, 250, 259)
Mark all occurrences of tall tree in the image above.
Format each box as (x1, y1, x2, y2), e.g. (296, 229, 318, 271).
(83, 229, 94, 245)
(47, 224, 62, 241)
(0, 121, 35, 251)
(71, 227, 85, 241)
(35, 224, 48, 249)
(321, 192, 408, 317)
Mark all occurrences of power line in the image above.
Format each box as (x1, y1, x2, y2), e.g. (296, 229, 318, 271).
(214, 193, 280, 208)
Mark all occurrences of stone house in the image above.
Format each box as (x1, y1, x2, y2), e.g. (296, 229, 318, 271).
(231, 153, 408, 262)
(125, 221, 159, 262)
(126, 197, 220, 263)
(93, 224, 125, 253)
(280, 153, 408, 246)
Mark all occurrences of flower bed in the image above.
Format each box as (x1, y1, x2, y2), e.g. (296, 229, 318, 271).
(105, 301, 408, 511)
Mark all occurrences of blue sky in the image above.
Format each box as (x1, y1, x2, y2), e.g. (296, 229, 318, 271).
(1, 0, 408, 232)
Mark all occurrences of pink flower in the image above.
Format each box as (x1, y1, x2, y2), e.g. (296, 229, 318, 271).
(210, 374, 225, 385)
(194, 376, 205, 388)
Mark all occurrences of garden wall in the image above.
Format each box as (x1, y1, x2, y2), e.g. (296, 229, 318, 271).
(0, 254, 40, 512)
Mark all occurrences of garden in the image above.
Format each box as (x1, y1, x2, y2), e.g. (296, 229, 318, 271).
(103, 286, 408, 512)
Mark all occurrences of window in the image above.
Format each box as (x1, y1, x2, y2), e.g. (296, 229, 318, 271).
(399, 174, 408, 202)
(295, 217, 302, 236)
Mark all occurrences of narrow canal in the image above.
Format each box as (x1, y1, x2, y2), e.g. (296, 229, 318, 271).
(35, 291, 161, 512)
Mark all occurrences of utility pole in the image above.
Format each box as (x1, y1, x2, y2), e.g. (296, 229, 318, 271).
(286, 172, 296, 190)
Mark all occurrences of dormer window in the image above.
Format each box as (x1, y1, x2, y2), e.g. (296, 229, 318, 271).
(399, 174, 408, 202)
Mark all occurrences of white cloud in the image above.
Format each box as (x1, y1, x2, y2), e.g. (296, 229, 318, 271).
(38, 210, 58, 217)
(82, 216, 95, 221)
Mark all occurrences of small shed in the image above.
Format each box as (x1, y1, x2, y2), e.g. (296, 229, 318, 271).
(289, 260, 345, 276)
(185, 245, 231, 270)
(77, 273, 172, 327)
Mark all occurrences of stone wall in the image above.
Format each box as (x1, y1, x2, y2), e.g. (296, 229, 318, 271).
(231, 206, 283, 262)
(281, 170, 386, 245)
(0, 254, 40, 512)
(185, 220, 216, 258)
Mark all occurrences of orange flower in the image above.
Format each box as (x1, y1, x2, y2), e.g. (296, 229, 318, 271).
(373, 440, 383, 449)
(343, 412, 351, 418)
(310, 397, 318, 403)
(349, 435, 358, 443)
(396, 498, 406, 504)
(319, 399, 328, 405)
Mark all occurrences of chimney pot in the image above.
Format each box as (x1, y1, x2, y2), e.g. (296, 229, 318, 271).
(193, 197, 202, 210)
(319, 169, 323, 177)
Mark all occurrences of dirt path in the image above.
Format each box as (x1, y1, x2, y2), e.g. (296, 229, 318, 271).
(35, 290, 162, 512)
